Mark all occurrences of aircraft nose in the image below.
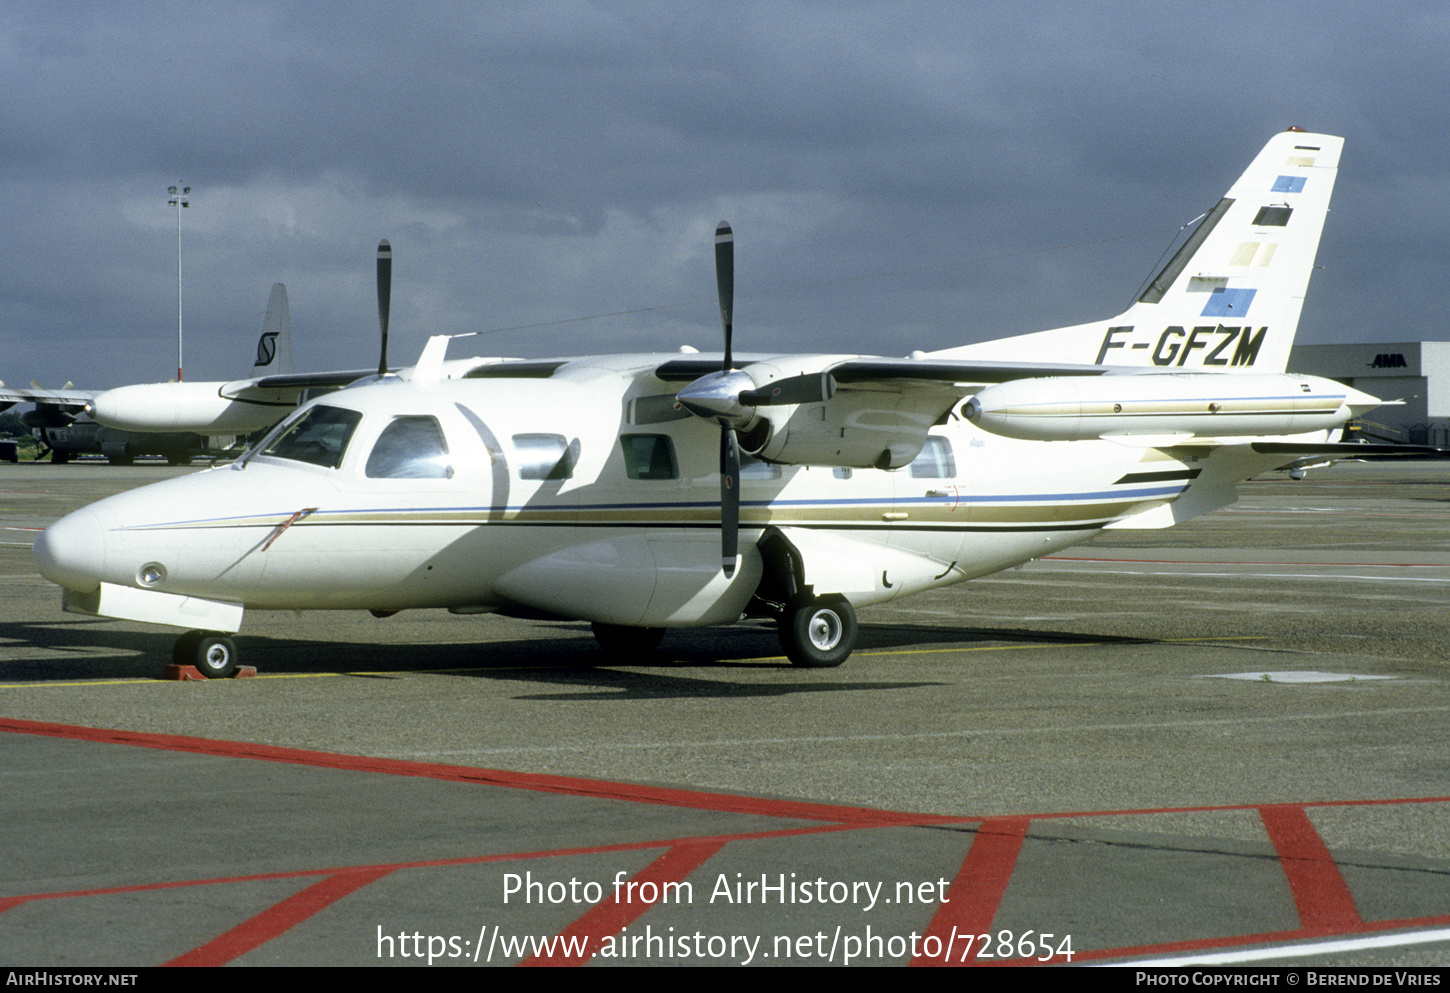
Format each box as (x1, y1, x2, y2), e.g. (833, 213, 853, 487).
(33, 508, 105, 593)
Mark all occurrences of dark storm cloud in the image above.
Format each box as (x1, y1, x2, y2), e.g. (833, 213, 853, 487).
(1, 1, 1447, 388)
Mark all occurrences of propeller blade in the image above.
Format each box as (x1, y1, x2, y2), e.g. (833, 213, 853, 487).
(739, 372, 837, 407)
(376, 240, 392, 377)
(720, 426, 740, 577)
(715, 222, 733, 370)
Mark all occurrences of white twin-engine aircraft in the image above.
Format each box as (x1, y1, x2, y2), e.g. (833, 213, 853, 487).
(34, 130, 1382, 676)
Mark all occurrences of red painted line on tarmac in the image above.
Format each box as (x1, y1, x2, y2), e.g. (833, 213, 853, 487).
(6, 718, 1449, 966)
(912, 816, 1030, 967)
(163, 866, 395, 967)
(519, 840, 726, 967)
(0, 718, 953, 827)
(1258, 804, 1362, 928)
(0, 825, 879, 913)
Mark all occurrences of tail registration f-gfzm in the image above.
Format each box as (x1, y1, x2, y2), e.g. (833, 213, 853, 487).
(34, 130, 1384, 675)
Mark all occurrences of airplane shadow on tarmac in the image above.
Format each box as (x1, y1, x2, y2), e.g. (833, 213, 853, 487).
(0, 614, 1148, 694)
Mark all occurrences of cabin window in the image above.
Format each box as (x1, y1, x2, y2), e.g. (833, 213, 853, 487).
(908, 437, 956, 479)
(621, 434, 677, 480)
(513, 433, 573, 480)
(261, 404, 362, 469)
(366, 416, 452, 479)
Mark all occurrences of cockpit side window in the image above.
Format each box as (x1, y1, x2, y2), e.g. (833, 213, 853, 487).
(366, 416, 452, 479)
(260, 404, 362, 469)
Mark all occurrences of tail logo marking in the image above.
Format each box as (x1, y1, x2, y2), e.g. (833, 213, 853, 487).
(256, 331, 278, 368)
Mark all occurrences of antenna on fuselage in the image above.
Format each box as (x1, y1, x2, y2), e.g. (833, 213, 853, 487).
(376, 240, 392, 377)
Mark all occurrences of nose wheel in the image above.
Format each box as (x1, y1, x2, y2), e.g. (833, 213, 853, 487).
(173, 630, 240, 678)
(778, 594, 857, 668)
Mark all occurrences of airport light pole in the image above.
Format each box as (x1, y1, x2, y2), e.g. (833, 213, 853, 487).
(167, 184, 191, 381)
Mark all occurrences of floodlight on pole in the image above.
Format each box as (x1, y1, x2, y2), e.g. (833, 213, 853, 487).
(167, 184, 191, 381)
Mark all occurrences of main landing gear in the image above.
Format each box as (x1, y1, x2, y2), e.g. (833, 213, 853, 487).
(754, 530, 860, 668)
(173, 630, 240, 678)
(778, 594, 857, 668)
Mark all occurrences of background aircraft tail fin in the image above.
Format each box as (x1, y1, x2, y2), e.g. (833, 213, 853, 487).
(933, 130, 1342, 373)
(251, 283, 292, 376)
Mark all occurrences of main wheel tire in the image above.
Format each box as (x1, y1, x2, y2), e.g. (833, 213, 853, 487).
(591, 622, 665, 659)
(177, 631, 239, 678)
(779, 594, 857, 668)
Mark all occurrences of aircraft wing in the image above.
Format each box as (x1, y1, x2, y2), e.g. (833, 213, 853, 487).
(0, 385, 95, 413)
(653, 353, 1121, 469)
(829, 357, 1114, 387)
(651, 351, 1392, 471)
(226, 368, 379, 395)
(654, 355, 1115, 389)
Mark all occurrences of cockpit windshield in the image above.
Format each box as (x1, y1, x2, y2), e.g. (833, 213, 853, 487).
(258, 404, 362, 469)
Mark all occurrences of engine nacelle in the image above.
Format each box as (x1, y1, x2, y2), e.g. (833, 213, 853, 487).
(675, 357, 956, 469)
(20, 404, 77, 428)
(963, 372, 1381, 442)
(745, 389, 949, 468)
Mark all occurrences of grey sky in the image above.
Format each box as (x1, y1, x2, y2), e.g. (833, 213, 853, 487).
(2, 1, 1446, 388)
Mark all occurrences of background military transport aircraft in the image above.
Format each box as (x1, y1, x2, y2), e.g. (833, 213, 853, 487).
(34, 130, 1386, 676)
(86, 243, 502, 438)
(1, 283, 295, 462)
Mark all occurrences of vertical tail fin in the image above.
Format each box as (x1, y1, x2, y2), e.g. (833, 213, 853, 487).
(251, 283, 292, 377)
(934, 130, 1342, 373)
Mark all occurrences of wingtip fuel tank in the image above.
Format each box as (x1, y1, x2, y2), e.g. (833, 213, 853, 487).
(962, 373, 1381, 442)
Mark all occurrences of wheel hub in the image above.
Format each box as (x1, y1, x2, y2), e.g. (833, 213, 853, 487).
(807, 610, 842, 650)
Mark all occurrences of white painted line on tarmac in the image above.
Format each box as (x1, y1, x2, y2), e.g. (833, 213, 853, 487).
(1198, 671, 1396, 683)
(1026, 565, 1450, 583)
(1110, 926, 1450, 966)
(385, 704, 1450, 758)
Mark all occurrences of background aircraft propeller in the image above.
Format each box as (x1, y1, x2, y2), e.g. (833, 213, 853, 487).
(376, 240, 392, 377)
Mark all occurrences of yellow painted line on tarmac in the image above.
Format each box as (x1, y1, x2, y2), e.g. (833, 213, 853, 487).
(0, 665, 512, 689)
(712, 635, 1267, 665)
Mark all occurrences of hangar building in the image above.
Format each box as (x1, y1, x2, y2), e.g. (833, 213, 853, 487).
(1289, 341, 1450, 447)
